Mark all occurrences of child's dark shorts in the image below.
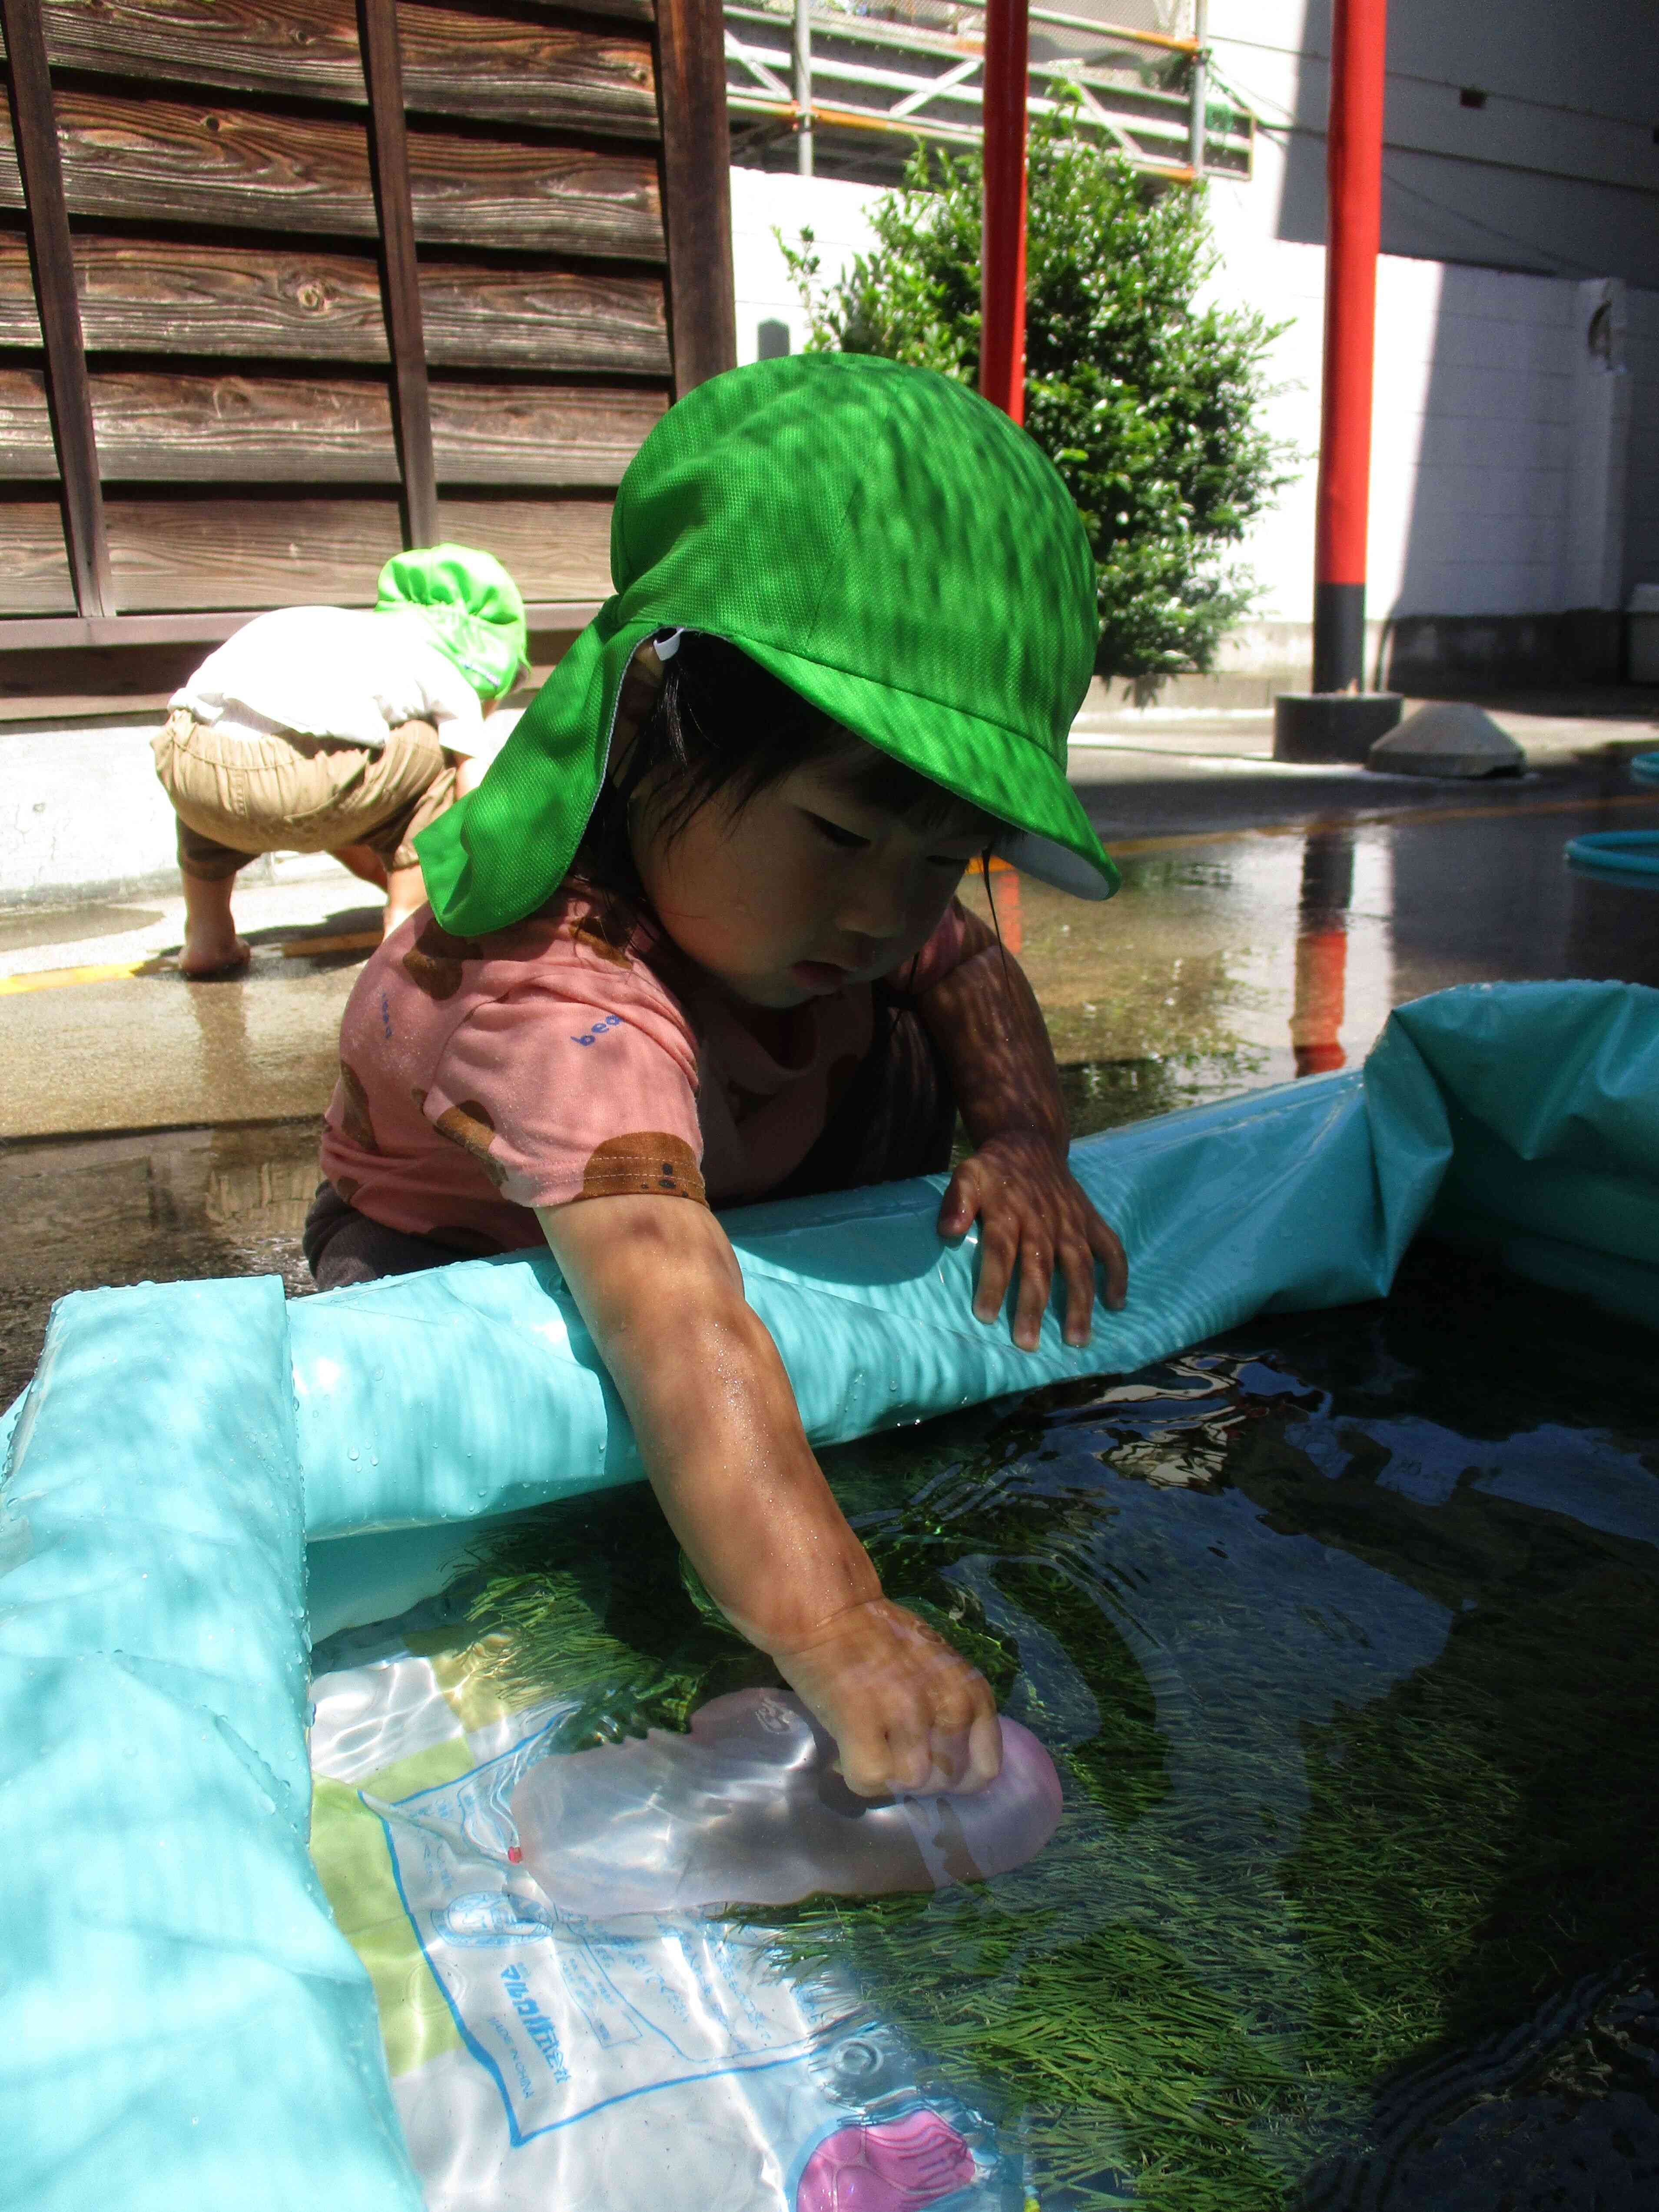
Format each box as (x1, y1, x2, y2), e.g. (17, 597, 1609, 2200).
(303, 988, 956, 1292)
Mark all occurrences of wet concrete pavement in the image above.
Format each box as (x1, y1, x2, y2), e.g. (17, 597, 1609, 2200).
(3, 708, 1657, 1402)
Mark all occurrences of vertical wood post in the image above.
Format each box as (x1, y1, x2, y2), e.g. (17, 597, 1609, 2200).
(655, 0, 737, 396)
(1, 0, 113, 617)
(357, 0, 439, 547)
(980, 0, 1029, 424)
(1311, 0, 1388, 694)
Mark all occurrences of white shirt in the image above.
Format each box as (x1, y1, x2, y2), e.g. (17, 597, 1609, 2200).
(172, 606, 492, 757)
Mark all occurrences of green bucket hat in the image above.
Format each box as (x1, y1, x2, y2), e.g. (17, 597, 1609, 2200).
(417, 355, 1116, 933)
(377, 542, 531, 704)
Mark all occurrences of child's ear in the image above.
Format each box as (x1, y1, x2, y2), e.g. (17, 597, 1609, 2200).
(610, 639, 668, 769)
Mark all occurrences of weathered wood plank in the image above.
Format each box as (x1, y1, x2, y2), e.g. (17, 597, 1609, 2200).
(0, 232, 672, 373)
(100, 491, 613, 608)
(105, 493, 408, 607)
(0, 366, 664, 484)
(419, 260, 670, 373)
(34, 0, 659, 140)
(0, 498, 77, 613)
(438, 495, 614, 600)
(431, 380, 664, 483)
(0, 366, 57, 474)
(0, 95, 664, 260)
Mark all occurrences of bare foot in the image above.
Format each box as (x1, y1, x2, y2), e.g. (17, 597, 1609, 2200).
(178, 870, 252, 977)
(179, 928, 251, 978)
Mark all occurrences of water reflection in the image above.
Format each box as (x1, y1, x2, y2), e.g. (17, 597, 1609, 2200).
(0, 1120, 320, 1401)
(1291, 825, 1356, 1076)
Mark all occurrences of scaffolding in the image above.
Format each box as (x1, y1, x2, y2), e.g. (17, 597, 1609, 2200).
(725, 0, 1252, 181)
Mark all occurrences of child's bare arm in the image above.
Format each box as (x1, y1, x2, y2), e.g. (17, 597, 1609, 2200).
(538, 1193, 1001, 1796)
(916, 939, 1128, 1350)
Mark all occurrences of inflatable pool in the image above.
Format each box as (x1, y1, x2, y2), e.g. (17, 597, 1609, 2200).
(2, 981, 1657, 2209)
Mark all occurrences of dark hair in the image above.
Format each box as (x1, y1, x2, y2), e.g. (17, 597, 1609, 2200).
(571, 631, 989, 903)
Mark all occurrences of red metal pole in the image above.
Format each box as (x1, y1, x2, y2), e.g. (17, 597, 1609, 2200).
(980, 0, 1029, 423)
(1311, 0, 1387, 693)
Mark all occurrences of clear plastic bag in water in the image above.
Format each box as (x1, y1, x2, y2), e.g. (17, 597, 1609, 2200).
(508, 1688, 1064, 1918)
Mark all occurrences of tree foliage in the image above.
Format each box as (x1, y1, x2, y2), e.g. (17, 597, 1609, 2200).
(780, 106, 1293, 689)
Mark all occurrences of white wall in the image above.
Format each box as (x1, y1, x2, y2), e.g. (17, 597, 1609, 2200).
(730, 166, 883, 367)
(1208, 0, 1659, 291)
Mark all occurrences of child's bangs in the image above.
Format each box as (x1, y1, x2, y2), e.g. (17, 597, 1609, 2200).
(827, 742, 995, 840)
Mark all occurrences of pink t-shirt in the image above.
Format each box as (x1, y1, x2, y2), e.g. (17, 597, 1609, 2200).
(319, 889, 986, 1254)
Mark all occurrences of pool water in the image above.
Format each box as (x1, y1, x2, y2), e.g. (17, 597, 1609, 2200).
(312, 1240, 1659, 2210)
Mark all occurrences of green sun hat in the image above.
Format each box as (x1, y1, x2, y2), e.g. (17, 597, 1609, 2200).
(417, 355, 1116, 933)
(377, 542, 531, 704)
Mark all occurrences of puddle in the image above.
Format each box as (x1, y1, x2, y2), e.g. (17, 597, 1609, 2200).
(0, 1120, 321, 1403)
(311, 1240, 1659, 2210)
(0, 902, 163, 953)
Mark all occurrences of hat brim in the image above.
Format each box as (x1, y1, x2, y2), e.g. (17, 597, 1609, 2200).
(731, 638, 1119, 900)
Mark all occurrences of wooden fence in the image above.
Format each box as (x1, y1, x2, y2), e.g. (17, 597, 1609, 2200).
(0, 0, 735, 700)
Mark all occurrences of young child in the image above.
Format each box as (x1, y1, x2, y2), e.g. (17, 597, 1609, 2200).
(153, 544, 529, 975)
(307, 357, 1127, 1801)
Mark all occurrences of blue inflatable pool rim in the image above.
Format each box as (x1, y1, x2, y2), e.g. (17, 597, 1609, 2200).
(1565, 829, 1659, 883)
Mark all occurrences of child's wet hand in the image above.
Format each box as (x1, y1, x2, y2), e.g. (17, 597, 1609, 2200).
(938, 1130, 1127, 1351)
(771, 1598, 1002, 1799)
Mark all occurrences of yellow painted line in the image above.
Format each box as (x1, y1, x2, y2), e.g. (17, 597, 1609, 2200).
(0, 956, 168, 995)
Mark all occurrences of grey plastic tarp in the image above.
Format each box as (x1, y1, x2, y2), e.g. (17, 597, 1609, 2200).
(1, 980, 1656, 2209)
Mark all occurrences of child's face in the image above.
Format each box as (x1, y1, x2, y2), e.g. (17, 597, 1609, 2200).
(631, 746, 992, 1010)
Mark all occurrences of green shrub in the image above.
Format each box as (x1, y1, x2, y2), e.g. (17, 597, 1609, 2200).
(780, 105, 1294, 692)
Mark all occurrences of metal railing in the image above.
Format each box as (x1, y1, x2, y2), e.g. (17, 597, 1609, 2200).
(725, 0, 1251, 181)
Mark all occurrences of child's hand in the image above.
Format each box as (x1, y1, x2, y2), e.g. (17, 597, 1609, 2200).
(772, 1598, 1002, 1798)
(938, 1130, 1127, 1351)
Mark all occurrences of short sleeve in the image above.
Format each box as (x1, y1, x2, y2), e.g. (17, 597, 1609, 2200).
(885, 897, 996, 1001)
(424, 978, 707, 1212)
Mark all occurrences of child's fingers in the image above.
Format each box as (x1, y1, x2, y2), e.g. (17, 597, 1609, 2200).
(972, 1215, 1020, 1323)
(962, 1705, 1004, 1793)
(1058, 1233, 1098, 1346)
(1086, 1211, 1129, 1310)
(936, 1161, 983, 1239)
(1012, 1234, 1052, 1351)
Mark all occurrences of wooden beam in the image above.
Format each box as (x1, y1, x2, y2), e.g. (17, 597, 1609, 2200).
(0, 600, 605, 654)
(356, 0, 436, 544)
(0, 93, 665, 261)
(0, 366, 667, 487)
(0, 0, 113, 615)
(654, 0, 737, 395)
(36, 0, 659, 141)
(0, 232, 674, 375)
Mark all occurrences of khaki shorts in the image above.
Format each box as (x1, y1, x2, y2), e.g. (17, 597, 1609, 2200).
(152, 708, 457, 882)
